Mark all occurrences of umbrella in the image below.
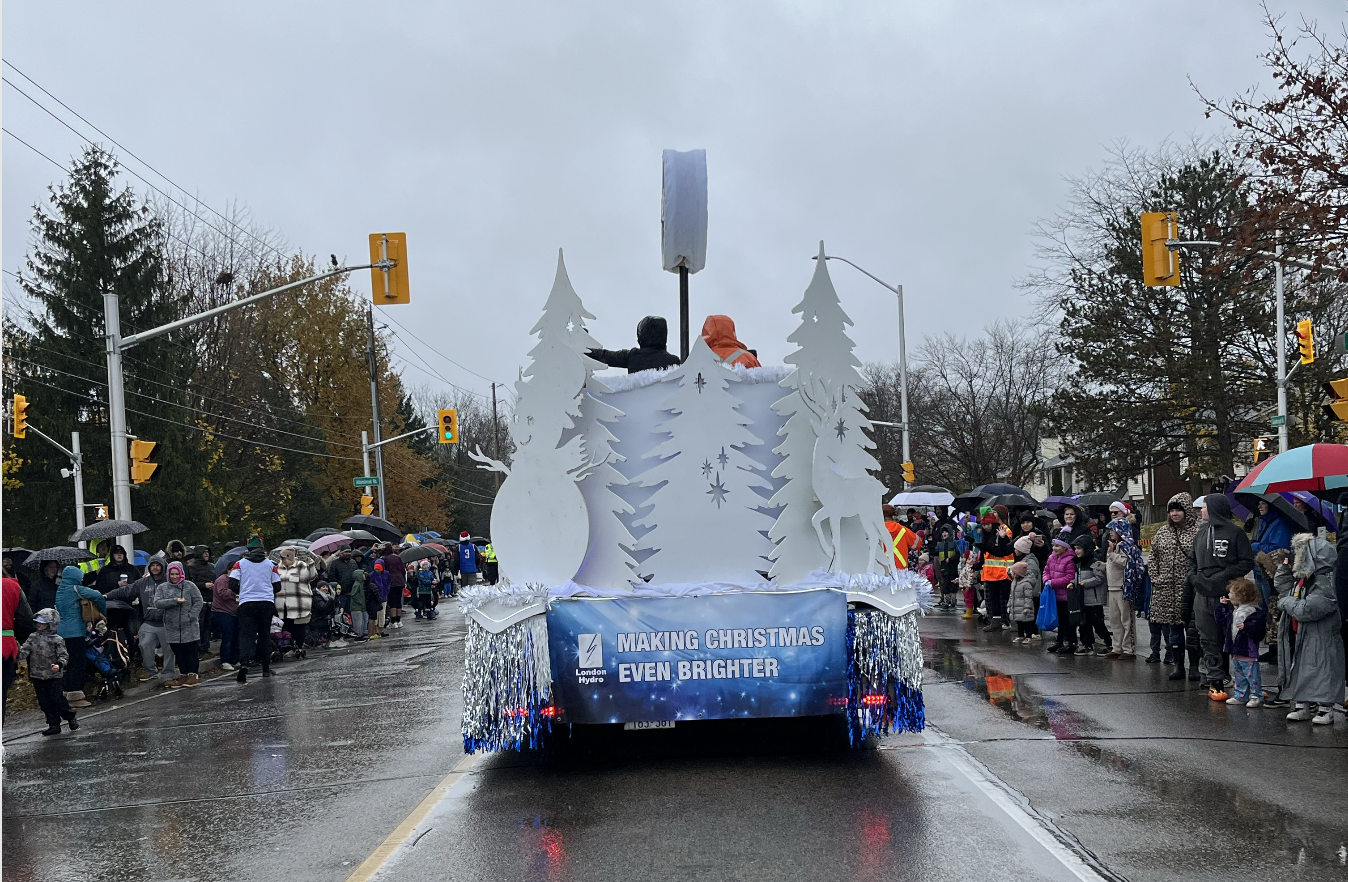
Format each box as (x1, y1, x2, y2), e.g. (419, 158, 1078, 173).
(308, 533, 352, 556)
(342, 529, 380, 547)
(2, 547, 34, 565)
(889, 485, 955, 507)
(340, 515, 402, 543)
(69, 519, 149, 543)
(1234, 443, 1348, 503)
(1039, 495, 1080, 511)
(279, 539, 313, 549)
(400, 546, 443, 564)
(471, 536, 489, 547)
(1071, 491, 1123, 511)
(214, 546, 250, 577)
(133, 549, 151, 567)
(423, 543, 451, 554)
(416, 531, 442, 541)
(23, 546, 96, 568)
(270, 546, 321, 567)
(951, 483, 1037, 513)
(1232, 491, 1309, 532)
(306, 527, 343, 541)
(982, 492, 1039, 510)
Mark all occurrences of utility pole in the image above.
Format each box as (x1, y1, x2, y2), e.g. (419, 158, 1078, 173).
(491, 382, 502, 490)
(70, 432, 86, 545)
(1274, 233, 1289, 452)
(366, 304, 387, 516)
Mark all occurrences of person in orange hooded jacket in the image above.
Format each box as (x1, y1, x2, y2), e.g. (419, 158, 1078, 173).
(701, 315, 761, 368)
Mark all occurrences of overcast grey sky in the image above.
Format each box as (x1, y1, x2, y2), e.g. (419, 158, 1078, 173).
(4, 1, 1341, 402)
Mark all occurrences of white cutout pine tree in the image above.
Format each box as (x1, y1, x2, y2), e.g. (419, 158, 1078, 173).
(768, 242, 889, 579)
(634, 337, 774, 583)
(469, 251, 594, 586)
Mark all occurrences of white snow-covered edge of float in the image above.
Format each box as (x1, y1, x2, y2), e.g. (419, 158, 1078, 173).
(460, 569, 931, 634)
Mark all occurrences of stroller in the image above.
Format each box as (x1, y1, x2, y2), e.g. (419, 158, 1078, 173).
(269, 616, 294, 662)
(329, 608, 361, 643)
(85, 624, 131, 701)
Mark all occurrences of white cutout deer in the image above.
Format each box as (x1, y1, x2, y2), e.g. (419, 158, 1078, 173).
(798, 378, 893, 575)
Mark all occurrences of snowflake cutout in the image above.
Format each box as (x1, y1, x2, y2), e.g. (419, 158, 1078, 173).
(694, 372, 707, 393)
(717, 447, 729, 468)
(701, 459, 714, 478)
(707, 475, 730, 508)
(834, 419, 848, 440)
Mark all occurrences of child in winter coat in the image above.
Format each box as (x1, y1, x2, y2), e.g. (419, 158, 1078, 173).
(1215, 578, 1267, 708)
(1043, 539, 1077, 654)
(957, 550, 979, 620)
(932, 524, 961, 610)
(18, 608, 79, 735)
(414, 560, 438, 620)
(1073, 535, 1112, 656)
(1008, 556, 1042, 643)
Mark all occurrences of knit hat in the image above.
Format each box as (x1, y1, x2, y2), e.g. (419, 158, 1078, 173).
(1109, 501, 1130, 515)
(978, 507, 1000, 526)
(1013, 535, 1035, 555)
(993, 504, 1011, 524)
(1168, 499, 1188, 512)
(460, 531, 471, 540)
(1052, 537, 1072, 551)
(167, 561, 185, 581)
(247, 534, 264, 549)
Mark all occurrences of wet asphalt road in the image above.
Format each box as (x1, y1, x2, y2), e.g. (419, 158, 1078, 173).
(3, 610, 1346, 881)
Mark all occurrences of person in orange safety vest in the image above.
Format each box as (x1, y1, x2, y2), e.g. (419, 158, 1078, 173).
(882, 504, 921, 570)
(977, 507, 1016, 631)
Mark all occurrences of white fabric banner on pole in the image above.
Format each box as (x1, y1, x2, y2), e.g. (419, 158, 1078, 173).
(661, 148, 708, 274)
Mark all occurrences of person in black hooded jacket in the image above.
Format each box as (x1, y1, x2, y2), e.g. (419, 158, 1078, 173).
(1184, 494, 1255, 697)
(588, 316, 682, 373)
(1336, 491, 1348, 693)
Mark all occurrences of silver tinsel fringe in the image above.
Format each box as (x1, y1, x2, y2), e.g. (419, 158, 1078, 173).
(852, 608, 923, 690)
(456, 579, 549, 614)
(461, 614, 553, 753)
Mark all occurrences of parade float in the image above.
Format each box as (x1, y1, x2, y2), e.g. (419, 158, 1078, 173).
(458, 152, 929, 753)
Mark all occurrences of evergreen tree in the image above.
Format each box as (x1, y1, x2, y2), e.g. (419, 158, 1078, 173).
(4, 146, 209, 550)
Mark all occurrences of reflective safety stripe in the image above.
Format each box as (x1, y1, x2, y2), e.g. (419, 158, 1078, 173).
(981, 554, 1014, 581)
(483, 544, 497, 563)
(891, 526, 912, 568)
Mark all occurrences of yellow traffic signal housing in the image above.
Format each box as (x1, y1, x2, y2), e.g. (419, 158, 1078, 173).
(94, 505, 109, 521)
(1324, 378, 1348, 422)
(12, 394, 27, 439)
(130, 439, 159, 484)
(1140, 212, 1180, 287)
(1296, 319, 1315, 365)
(901, 461, 916, 483)
(369, 233, 410, 305)
(438, 408, 459, 444)
(360, 494, 375, 516)
(1253, 436, 1272, 465)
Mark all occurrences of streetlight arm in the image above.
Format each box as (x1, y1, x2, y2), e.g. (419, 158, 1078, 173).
(364, 424, 435, 452)
(120, 263, 385, 350)
(813, 254, 902, 296)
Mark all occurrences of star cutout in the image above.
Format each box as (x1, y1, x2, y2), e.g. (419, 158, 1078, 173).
(694, 372, 707, 393)
(717, 447, 729, 468)
(834, 418, 848, 440)
(707, 475, 729, 508)
(701, 459, 714, 478)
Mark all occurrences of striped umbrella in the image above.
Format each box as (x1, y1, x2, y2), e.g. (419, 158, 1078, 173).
(1234, 443, 1348, 502)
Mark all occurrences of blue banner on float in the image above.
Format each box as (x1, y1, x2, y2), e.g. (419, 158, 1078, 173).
(546, 590, 847, 724)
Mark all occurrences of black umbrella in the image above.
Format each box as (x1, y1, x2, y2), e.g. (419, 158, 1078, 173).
(951, 483, 1038, 513)
(1234, 491, 1309, 533)
(982, 493, 1040, 510)
(1074, 491, 1123, 511)
(69, 519, 149, 543)
(23, 546, 96, 569)
(340, 515, 402, 543)
(400, 546, 443, 564)
(342, 529, 380, 547)
(2, 547, 34, 564)
(214, 546, 250, 577)
(306, 527, 342, 541)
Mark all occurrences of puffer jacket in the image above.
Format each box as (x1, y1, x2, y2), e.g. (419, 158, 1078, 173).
(275, 561, 316, 622)
(1008, 556, 1042, 623)
(155, 578, 203, 643)
(1077, 560, 1107, 607)
(55, 566, 106, 638)
(1043, 550, 1076, 600)
(350, 568, 368, 613)
(1276, 533, 1344, 705)
(18, 611, 68, 680)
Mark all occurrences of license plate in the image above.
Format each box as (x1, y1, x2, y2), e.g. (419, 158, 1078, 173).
(623, 721, 676, 731)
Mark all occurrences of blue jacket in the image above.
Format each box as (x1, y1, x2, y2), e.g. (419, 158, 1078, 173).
(55, 565, 106, 638)
(1252, 510, 1294, 555)
(457, 541, 480, 574)
(416, 568, 436, 594)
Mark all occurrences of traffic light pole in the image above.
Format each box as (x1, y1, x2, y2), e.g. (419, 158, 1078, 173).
(24, 425, 87, 547)
(816, 255, 911, 489)
(1274, 236, 1288, 452)
(366, 305, 387, 517)
(102, 262, 386, 556)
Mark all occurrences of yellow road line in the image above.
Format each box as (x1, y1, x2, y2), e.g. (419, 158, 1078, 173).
(344, 752, 481, 882)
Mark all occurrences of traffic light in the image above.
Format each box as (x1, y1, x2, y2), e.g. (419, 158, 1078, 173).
(901, 461, 916, 483)
(1324, 378, 1348, 422)
(1140, 212, 1180, 287)
(360, 493, 375, 516)
(1296, 319, 1315, 365)
(368, 232, 410, 305)
(438, 408, 459, 444)
(1253, 436, 1272, 465)
(12, 394, 27, 439)
(130, 439, 159, 484)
